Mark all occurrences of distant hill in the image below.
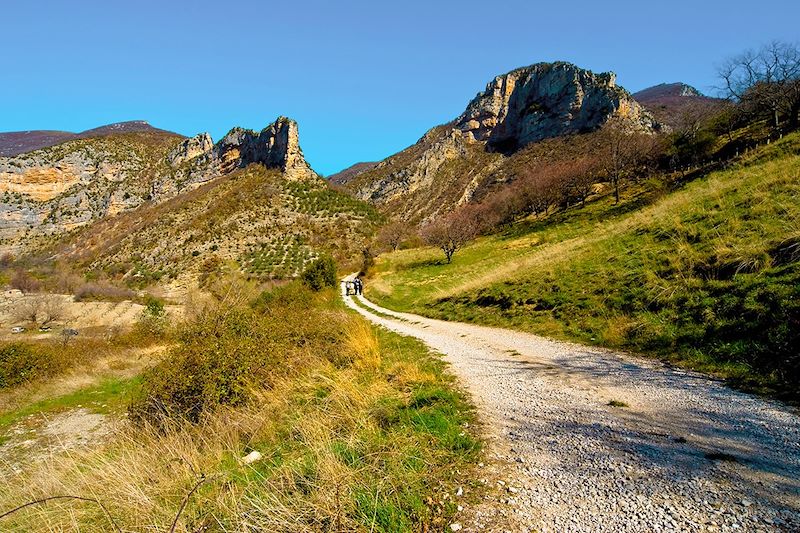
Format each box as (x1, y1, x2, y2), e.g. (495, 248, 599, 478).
(328, 161, 377, 185)
(633, 82, 702, 102)
(0, 120, 181, 157)
(633, 83, 727, 129)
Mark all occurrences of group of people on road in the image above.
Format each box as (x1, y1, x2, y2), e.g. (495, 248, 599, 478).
(343, 277, 363, 296)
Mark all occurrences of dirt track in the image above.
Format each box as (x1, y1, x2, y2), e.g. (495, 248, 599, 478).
(343, 288, 800, 532)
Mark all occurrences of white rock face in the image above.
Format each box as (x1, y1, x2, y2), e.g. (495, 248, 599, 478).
(456, 62, 661, 150)
(168, 133, 213, 166)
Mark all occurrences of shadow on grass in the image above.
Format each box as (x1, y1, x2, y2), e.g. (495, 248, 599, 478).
(396, 258, 447, 271)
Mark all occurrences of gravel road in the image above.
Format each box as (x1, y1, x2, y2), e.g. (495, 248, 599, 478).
(343, 289, 800, 532)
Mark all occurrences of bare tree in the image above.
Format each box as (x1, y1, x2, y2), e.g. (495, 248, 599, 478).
(376, 221, 411, 251)
(519, 164, 569, 215)
(13, 297, 41, 325)
(10, 270, 41, 293)
(420, 209, 479, 263)
(599, 119, 656, 204)
(719, 41, 800, 129)
(39, 295, 67, 326)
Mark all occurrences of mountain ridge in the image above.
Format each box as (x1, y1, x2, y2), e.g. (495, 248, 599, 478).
(0, 117, 317, 252)
(336, 61, 663, 221)
(0, 120, 182, 157)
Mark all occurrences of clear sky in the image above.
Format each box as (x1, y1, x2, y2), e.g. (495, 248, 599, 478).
(2, 0, 798, 175)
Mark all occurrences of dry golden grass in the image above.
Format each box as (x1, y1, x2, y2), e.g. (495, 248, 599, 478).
(0, 344, 164, 416)
(0, 289, 479, 532)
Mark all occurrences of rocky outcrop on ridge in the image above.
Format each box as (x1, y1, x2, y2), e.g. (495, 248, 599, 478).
(211, 117, 314, 179)
(168, 133, 213, 167)
(339, 62, 663, 221)
(0, 117, 317, 250)
(456, 62, 661, 151)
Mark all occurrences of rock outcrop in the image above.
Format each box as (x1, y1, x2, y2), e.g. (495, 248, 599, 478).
(456, 62, 660, 151)
(168, 133, 213, 166)
(0, 116, 317, 249)
(340, 61, 663, 221)
(212, 117, 314, 179)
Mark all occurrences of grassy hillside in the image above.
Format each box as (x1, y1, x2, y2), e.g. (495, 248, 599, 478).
(34, 165, 381, 291)
(0, 285, 479, 531)
(367, 132, 800, 399)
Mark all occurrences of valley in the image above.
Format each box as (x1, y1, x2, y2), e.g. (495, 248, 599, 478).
(0, 41, 798, 532)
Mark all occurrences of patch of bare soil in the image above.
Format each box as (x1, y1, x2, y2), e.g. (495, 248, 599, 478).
(1, 408, 117, 479)
(0, 291, 181, 340)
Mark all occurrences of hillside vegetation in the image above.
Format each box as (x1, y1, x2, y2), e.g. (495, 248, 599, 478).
(367, 132, 800, 398)
(26, 165, 380, 292)
(0, 131, 186, 247)
(0, 284, 479, 531)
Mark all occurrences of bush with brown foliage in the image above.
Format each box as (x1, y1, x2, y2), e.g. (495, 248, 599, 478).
(376, 221, 412, 251)
(462, 156, 604, 235)
(74, 282, 136, 302)
(420, 208, 480, 263)
(10, 270, 41, 293)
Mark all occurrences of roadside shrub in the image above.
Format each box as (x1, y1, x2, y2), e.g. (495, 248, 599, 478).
(129, 288, 348, 424)
(0, 341, 86, 389)
(251, 281, 313, 312)
(74, 282, 136, 302)
(301, 255, 337, 291)
(133, 295, 169, 339)
(0, 344, 48, 388)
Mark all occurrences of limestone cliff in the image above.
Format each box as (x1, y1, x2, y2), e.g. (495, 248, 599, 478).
(0, 117, 317, 250)
(168, 133, 213, 167)
(211, 117, 314, 180)
(456, 62, 660, 151)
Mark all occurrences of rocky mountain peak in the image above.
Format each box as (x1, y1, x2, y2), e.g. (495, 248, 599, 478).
(213, 117, 314, 179)
(456, 62, 661, 152)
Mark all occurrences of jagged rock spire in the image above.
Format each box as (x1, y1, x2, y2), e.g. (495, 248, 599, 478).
(213, 117, 315, 179)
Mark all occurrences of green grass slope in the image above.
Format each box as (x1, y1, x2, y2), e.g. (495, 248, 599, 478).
(368, 132, 800, 399)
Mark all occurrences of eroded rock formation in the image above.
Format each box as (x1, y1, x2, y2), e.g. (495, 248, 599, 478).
(338, 61, 664, 220)
(212, 117, 313, 179)
(456, 62, 660, 151)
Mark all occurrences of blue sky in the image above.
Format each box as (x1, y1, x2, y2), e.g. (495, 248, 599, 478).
(2, 0, 798, 175)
